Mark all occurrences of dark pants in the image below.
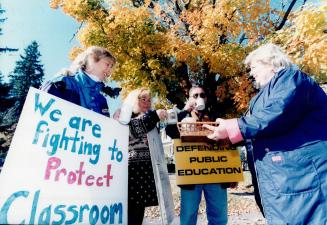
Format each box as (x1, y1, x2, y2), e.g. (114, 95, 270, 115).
(128, 202, 145, 225)
(247, 149, 265, 217)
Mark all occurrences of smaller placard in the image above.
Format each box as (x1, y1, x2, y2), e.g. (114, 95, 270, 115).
(173, 139, 243, 185)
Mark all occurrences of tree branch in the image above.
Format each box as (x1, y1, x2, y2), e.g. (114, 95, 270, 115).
(0, 47, 18, 53)
(70, 22, 84, 42)
(275, 0, 298, 31)
(239, 33, 247, 44)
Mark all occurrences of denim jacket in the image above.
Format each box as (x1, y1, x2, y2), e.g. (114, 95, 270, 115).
(239, 66, 327, 224)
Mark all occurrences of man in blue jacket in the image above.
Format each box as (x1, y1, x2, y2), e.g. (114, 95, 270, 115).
(205, 43, 327, 225)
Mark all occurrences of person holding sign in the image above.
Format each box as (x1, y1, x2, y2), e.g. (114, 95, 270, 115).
(42, 46, 118, 117)
(204, 43, 327, 225)
(114, 88, 167, 225)
(166, 86, 229, 225)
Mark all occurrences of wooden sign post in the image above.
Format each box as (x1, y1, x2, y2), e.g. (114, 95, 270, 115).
(147, 129, 177, 225)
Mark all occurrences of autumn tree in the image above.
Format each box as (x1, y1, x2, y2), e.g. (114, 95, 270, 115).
(9, 41, 44, 104)
(271, 4, 327, 83)
(50, 0, 326, 116)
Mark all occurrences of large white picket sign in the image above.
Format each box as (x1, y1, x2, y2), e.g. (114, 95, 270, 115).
(0, 88, 129, 225)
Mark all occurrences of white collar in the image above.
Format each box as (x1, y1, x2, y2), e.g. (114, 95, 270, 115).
(84, 71, 102, 82)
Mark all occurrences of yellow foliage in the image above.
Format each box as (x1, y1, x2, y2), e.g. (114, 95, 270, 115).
(272, 3, 327, 82)
(50, 0, 325, 115)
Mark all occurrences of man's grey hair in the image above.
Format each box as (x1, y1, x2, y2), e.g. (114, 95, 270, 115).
(245, 43, 292, 72)
(189, 85, 205, 96)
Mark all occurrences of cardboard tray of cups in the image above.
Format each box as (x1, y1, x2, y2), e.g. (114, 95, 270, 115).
(177, 122, 218, 142)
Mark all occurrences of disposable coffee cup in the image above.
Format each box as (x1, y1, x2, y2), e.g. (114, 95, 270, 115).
(119, 103, 133, 125)
(195, 98, 205, 110)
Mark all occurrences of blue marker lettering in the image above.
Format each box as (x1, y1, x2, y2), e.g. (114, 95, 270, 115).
(0, 191, 29, 224)
(53, 205, 66, 225)
(49, 109, 62, 122)
(110, 203, 123, 224)
(66, 205, 78, 225)
(34, 93, 55, 116)
(89, 205, 99, 225)
(38, 205, 51, 225)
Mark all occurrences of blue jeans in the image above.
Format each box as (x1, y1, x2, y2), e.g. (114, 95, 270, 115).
(180, 184, 227, 225)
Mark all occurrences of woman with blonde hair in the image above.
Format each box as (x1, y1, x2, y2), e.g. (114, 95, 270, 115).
(42, 46, 118, 117)
(114, 88, 167, 225)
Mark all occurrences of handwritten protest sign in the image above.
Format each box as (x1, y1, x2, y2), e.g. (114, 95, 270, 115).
(0, 88, 129, 225)
(173, 139, 243, 185)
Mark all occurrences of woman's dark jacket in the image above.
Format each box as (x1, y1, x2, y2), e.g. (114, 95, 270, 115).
(128, 110, 160, 207)
(239, 66, 327, 224)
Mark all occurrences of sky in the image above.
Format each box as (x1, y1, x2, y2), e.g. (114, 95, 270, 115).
(0, 0, 80, 81)
(0, 0, 121, 114)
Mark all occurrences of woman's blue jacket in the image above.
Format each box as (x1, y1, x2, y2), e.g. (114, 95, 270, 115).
(239, 66, 327, 224)
(44, 70, 110, 117)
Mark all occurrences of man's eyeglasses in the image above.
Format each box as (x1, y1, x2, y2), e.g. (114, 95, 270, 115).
(192, 93, 206, 99)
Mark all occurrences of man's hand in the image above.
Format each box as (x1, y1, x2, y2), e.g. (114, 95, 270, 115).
(203, 118, 229, 141)
(183, 98, 196, 112)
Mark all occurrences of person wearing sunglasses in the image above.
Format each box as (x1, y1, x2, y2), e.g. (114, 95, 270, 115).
(166, 86, 229, 225)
